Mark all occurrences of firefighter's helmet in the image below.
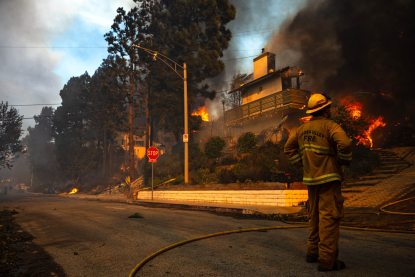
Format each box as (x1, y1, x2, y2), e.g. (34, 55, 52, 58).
(306, 93, 332, 114)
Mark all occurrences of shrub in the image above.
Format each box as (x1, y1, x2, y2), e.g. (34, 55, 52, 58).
(204, 136, 226, 159)
(237, 132, 257, 154)
(218, 168, 237, 184)
(192, 168, 218, 184)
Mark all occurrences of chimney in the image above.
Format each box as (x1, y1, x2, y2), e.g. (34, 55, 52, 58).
(253, 51, 275, 80)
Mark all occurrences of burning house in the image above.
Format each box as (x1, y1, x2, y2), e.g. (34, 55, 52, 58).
(224, 50, 309, 141)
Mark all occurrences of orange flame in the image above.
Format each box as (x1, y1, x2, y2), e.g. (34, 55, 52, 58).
(68, 188, 78, 194)
(346, 102, 362, 120)
(192, 106, 209, 121)
(341, 98, 363, 120)
(356, 117, 386, 148)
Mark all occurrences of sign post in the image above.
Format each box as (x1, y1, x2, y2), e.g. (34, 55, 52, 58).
(146, 146, 159, 200)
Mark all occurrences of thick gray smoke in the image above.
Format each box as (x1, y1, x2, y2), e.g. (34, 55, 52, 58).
(266, 0, 415, 121)
(215, 0, 305, 91)
(0, 0, 63, 130)
(208, 0, 305, 116)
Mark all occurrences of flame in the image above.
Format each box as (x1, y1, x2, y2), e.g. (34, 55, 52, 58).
(343, 100, 363, 120)
(192, 106, 209, 121)
(346, 102, 362, 120)
(356, 116, 386, 148)
(68, 188, 78, 194)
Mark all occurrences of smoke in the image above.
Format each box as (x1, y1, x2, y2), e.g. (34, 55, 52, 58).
(0, 0, 130, 132)
(0, 0, 63, 131)
(265, 0, 415, 120)
(207, 0, 306, 115)
(212, 0, 306, 91)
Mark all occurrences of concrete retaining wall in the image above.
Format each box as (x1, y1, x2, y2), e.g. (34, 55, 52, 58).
(137, 190, 308, 207)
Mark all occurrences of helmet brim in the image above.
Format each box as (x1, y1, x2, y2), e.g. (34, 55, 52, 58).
(306, 100, 332, 114)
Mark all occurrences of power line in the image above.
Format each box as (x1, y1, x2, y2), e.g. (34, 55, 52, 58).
(10, 103, 60, 107)
(221, 55, 257, 62)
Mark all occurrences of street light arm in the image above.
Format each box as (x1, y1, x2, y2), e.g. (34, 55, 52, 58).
(132, 44, 184, 80)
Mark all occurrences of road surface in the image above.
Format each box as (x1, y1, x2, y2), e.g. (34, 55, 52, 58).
(1, 192, 414, 276)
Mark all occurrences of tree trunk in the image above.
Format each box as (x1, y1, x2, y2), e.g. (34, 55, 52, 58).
(143, 75, 151, 187)
(128, 76, 135, 180)
(103, 128, 107, 178)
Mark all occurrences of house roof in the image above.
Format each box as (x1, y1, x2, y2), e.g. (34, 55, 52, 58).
(227, 66, 290, 94)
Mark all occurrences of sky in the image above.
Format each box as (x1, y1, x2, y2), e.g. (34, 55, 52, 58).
(0, 0, 305, 131)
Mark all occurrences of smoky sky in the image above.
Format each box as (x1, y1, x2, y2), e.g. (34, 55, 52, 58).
(215, 0, 305, 89)
(266, 0, 415, 120)
(0, 0, 129, 133)
(0, 0, 63, 131)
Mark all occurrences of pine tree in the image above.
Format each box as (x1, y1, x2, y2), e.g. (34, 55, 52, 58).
(0, 102, 23, 169)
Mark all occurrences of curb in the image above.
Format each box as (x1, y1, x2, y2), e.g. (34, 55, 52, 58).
(59, 194, 302, 219)
(135, 200, 262, 215)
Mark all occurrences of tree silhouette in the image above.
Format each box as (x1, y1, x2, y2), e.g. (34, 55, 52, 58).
(0, 102, 22, 169)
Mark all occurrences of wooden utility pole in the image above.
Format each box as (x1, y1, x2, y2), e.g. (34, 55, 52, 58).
(183, 62, 189, 184)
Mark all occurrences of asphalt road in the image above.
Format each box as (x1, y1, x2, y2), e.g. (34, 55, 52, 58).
(1, 192, 414, 277)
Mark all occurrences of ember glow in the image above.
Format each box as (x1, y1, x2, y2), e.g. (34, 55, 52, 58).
(192, 106, 209, 122)
(356, 117, 386, 148)
(68, 188, 78, 194)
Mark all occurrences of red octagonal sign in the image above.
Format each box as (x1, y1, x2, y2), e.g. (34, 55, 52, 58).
(147, 146, 159, 163)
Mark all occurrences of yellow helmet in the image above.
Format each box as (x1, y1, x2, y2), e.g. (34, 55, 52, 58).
(306, 93, 332, 114)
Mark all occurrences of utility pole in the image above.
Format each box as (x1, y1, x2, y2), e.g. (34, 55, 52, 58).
(183, 62, 189, 184)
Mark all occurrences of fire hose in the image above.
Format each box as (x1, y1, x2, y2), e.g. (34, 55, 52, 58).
(379, 196, 415, 215)
(128, 221, 415, 277)
(128, 224, 307, 277)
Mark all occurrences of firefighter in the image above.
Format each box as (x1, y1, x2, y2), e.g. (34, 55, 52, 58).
(284, 93, 352, 271)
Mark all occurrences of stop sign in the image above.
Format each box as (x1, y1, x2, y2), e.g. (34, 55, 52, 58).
(147, 146, 159, 162)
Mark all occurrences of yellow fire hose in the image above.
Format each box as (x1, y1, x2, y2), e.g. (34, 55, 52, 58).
(128, 224, 307, 277)
(379, 197, 415, 215)
(128, 222, 415, 277)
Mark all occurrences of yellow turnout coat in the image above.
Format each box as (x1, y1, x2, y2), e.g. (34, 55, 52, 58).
(284, 116, 352, 185)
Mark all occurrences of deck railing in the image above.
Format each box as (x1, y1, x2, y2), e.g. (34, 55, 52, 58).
(225, 89, 308, 126)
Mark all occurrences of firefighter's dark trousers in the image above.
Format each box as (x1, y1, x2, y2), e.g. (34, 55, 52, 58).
(307, 181, 344, 267)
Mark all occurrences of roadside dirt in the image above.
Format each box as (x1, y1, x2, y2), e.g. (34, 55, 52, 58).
(0, 209, 66, 277)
